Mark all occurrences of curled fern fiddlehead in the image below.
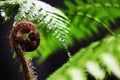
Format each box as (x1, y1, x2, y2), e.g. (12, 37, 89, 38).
(10, 21, 40, 51)
(9, 21, 40, 80)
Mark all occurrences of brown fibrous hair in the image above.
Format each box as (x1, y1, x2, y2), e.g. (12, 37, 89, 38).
(9, 21, 40, 51)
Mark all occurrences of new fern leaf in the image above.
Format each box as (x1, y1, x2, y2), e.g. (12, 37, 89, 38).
(47, 35, 120, 80)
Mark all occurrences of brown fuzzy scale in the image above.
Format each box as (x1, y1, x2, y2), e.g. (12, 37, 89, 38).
(10, 21, 40, 51)
(9, 21, 40, 80)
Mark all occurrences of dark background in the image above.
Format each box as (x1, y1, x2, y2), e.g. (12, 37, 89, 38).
(0, 0, 119, 80)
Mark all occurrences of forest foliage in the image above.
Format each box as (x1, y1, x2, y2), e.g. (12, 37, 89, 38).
(0, 0, 120, 80)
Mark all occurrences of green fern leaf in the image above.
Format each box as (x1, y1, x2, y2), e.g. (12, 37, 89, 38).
(14, 0, 70, 49)
(0, 0, 20, 21)
(0, 0, 70, 61)
(47, 35, 120, 80)
(64, 0, 120, 44)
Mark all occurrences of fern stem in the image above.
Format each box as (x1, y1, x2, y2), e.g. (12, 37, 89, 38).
(77, 12, 115, 36)
(15, 44, 37, 80)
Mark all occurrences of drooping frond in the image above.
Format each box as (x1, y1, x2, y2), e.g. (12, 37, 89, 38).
(15, 0, 69, 49)
(47, 35, 120, 80)
(0, 0, 70, 60)
(64, 0, 120, 43)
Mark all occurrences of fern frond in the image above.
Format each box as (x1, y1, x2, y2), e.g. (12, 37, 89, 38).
(47, 35, 120, 80)
(14, 0, 70, 49)
(0, 0, 20, 21)
(64, 0, 120, 43)
(0, 0, 70, 60)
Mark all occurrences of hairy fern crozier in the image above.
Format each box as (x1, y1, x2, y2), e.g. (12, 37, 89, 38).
(9, 21, 40, 80)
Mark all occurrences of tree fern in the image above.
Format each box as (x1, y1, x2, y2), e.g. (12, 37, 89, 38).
(47, 35, 120, 80)
(0, 0, 70, 60)
(1, 0, 120, 80)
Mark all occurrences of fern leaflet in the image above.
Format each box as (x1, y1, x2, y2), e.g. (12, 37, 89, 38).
(64, 0, 120, 44)
(47, 35, 120, 80)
